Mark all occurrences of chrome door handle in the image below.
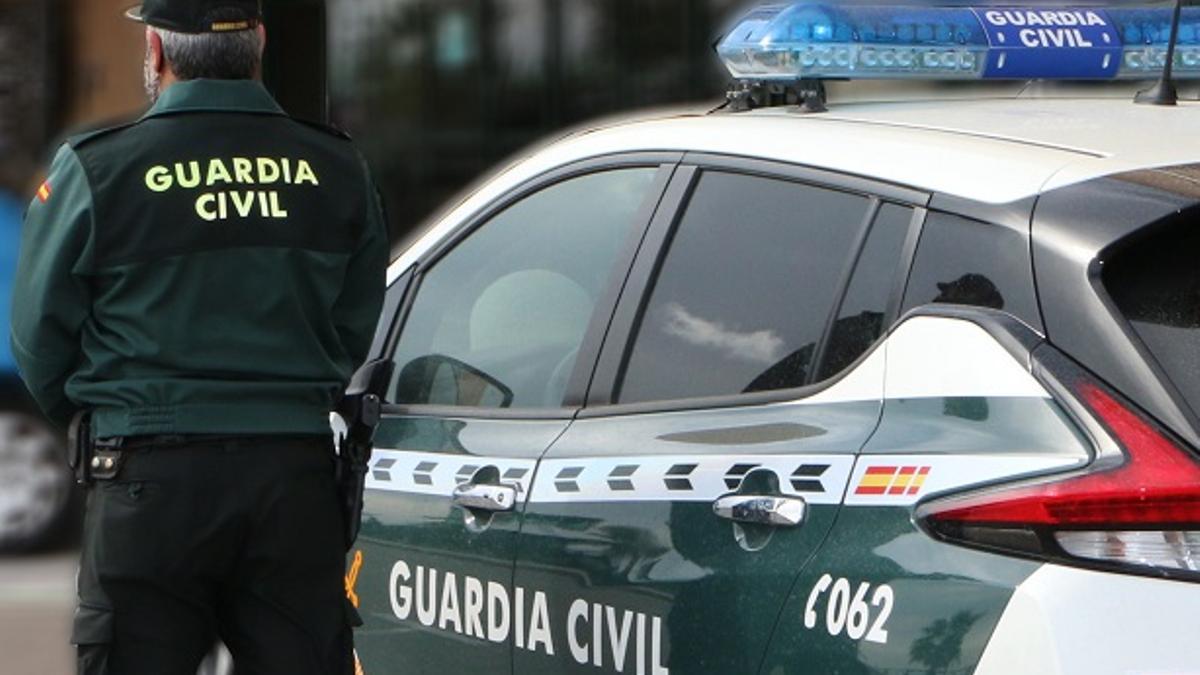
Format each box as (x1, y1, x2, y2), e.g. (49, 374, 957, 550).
(452, 483, 518, 513)
(713, 495, 807, 527)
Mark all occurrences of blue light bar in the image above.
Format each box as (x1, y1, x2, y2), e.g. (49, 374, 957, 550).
(717, 3, 1200, 81)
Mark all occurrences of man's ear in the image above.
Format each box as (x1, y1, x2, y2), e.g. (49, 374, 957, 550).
(146, 27, 165, 73)
(257, 24, 267, 57)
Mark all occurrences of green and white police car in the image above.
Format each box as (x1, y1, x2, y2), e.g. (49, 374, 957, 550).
(346, 3, 1200, 673)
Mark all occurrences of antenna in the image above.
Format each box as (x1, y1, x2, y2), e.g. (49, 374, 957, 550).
(1136, 0, 1185, 105)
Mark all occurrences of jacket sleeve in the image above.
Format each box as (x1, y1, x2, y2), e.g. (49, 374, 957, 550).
(333, 158, 390, 374)
(10, 144, 95, 427)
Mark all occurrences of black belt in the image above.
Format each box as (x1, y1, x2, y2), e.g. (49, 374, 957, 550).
(108, 434, 328, 450)
(69, 423, 331, 484)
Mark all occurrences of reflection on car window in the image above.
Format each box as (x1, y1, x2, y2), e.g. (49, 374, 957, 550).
(818, 203, 913, 380)
(617, 171, 870, 403)
(933, 273, 1004, 309)
(903, 212, 1040, 327)
(390, 168, 660, 408)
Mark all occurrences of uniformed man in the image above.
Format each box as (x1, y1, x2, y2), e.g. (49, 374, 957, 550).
(10, 1, 388, 673)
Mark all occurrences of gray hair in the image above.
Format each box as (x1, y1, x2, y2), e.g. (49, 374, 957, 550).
(154, 26, 263, 80)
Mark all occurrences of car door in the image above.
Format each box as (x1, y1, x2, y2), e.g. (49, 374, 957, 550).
(352, 158, 678, 674)
(511, 161, 927, 674)
(759, 210, 1074, 675)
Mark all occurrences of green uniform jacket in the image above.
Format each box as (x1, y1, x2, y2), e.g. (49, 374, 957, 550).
(11, 80, 389, 438)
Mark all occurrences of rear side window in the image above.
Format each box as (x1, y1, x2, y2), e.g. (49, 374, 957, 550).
(616, 171, 871, 403)
(1106, 218, 1200, 418)
(903, 212, 1041, 329)
(818, 203, 913, 380)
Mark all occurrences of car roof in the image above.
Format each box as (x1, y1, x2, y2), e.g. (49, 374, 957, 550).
(815, 96, 1200, 192)
(389, 92, 1200, 281)
(564, 97, 1200, 201)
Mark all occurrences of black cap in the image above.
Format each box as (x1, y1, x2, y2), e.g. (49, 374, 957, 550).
(125, 0, 262, 34)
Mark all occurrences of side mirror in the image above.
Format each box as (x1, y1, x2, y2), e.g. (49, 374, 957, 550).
(393, 355, 514, 409)
(334, 358, 395, 443)
(344, 358, 394, 400)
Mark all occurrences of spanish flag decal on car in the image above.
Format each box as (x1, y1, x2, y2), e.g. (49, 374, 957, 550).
(36, 180, 51, 203)
(855, 465, 931, 496)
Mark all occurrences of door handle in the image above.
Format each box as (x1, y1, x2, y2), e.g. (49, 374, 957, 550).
(452, 483, 518, 513)
(713, 495, 807, 527)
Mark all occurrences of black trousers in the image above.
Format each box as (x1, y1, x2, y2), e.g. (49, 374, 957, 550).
(74, 436, 356, 675)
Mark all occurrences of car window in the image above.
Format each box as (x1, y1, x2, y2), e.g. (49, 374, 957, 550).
(370, 271, 413, 358)
(818, 203, 913, 380)
(389, 168, 660, 409)
(617, 171, 871, 404)
(902, 212, 1041, 329)
(1105, 215, 1200, 420)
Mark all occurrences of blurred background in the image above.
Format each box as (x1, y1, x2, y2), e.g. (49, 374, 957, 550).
(0, 1, 744, 672)
(2, 0, 746, 248)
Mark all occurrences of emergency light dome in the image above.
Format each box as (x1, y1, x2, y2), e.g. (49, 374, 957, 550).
(716, 2, 1200, 81)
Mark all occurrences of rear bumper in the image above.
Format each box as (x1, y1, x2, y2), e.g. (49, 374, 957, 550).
(975, 563, 1200, 675)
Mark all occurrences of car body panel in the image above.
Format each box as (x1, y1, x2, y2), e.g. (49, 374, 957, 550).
(818, 97, 1200, 162)
(508, 309, 890, 674)
(512, 400, 880, 675)
(763, 507, 1042, 675)
(1032, 169, 1200, 449)
(354, 416, 568, 674)
(762, 316, 1091, 675)
(974, 564, 1200, 675)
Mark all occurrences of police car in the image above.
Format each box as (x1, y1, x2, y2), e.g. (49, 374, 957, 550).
(346, 3, 1200, 673)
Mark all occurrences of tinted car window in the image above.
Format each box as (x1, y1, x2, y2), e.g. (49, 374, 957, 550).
(617, 171, 870, 403)
(1106, 217, 1200, 419)
(903, 212, 1041, 329)
(390, 168, 660, 409)
(818, 203, 913, 380)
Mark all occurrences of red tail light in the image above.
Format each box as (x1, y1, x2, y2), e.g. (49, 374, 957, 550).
(919, 375, 1200, 579)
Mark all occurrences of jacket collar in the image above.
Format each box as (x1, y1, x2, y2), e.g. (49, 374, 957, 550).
(142, 79, 285, 119)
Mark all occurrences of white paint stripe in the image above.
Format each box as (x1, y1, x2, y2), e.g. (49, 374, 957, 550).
(366, 450, 536, 498)
(368, 450, 1086, 508)
(800, 340, 886, 406)
(776, 316, 1047, 407)
(883, 318, 1049, 401)
(367, 451, 855, 504)
(530, 455, 856, 505)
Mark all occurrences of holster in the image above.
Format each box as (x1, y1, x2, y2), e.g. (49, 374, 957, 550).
(67, 411, 93, 486)
(66, 411, 125, 485)
(334, 427, 374, 551)
(334, 359, 392, 550)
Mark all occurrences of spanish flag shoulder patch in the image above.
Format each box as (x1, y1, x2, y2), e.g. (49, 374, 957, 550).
(36, 180, 52, 203)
